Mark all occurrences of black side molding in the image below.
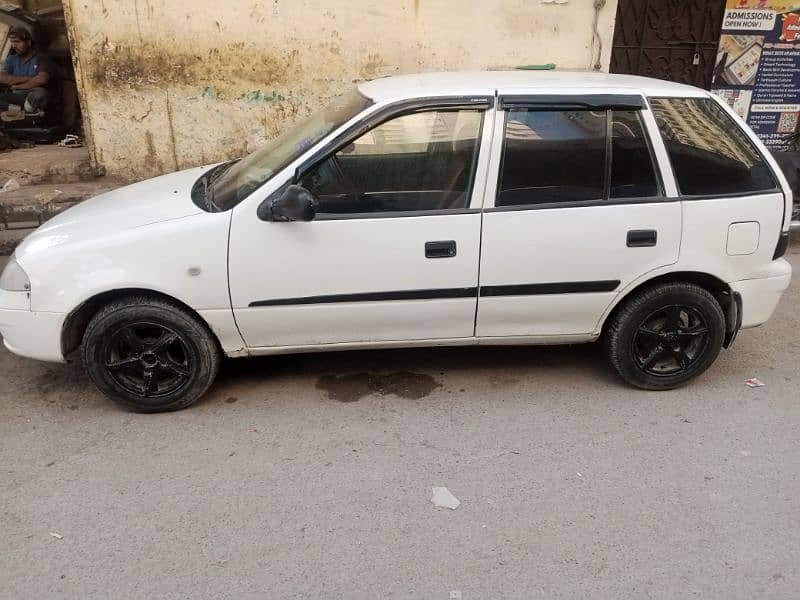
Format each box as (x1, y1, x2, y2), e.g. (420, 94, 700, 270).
(498, 94, 646, 111)
(480, 281, 620, 297)
(248, 280, 621, 307)
(249, 287, 477, 307)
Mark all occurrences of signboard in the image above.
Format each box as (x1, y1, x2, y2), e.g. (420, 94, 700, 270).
(712, 0, 800, 150)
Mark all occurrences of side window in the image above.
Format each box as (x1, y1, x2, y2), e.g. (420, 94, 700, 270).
(300, 109, 483, 215)
(610, 110, 660, 198)
(649, 97, 776, 196)
(498, 110, 607, 206)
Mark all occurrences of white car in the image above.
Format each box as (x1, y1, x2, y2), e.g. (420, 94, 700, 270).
(0, 72, 793, 412)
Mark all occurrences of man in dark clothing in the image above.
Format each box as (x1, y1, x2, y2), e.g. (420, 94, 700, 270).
(0, 26, 54, 119)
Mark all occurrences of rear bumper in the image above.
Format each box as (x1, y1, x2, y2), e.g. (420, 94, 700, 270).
(0, 306, 66, 363)
(730, 259, 792, 329)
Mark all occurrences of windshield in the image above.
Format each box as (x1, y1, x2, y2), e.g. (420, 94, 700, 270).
(207, 89, 373, 211)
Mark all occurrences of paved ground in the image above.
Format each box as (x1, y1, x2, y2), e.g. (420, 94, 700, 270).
(2, 250, 800, 599)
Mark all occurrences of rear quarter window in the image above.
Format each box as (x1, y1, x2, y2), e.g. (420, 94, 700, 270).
(649, 97, 776, 197)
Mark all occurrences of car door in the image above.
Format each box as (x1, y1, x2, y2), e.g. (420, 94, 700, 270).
(228, 99, 493, 349)
(476, 92, 682, 337)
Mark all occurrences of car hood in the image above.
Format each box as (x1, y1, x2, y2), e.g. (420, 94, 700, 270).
(15, 166, 214, 260)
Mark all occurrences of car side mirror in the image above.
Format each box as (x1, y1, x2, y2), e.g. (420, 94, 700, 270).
(259, 184, 318, 222)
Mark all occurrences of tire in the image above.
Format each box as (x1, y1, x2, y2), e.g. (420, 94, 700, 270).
(81, 296, 221, 412)
(605, 283, 726, 390)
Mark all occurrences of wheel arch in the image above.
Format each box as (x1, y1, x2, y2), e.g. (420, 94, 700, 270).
(599, 271, 735, 337)
(61, 288, 223, 359)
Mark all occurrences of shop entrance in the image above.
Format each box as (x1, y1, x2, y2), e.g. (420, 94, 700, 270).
(610, 0, 727, 90)
(0, 2, 82, 146)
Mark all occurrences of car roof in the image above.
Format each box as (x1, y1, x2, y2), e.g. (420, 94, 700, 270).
(358, 71, 708, 103)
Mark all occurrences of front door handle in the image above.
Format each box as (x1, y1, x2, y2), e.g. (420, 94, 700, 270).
(425, 240, 457, 258)
(627, 230, 657, 247)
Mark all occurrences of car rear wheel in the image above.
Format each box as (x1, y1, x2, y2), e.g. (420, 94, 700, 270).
(606, 283, 726, 390)
(81, 297, 221, 412)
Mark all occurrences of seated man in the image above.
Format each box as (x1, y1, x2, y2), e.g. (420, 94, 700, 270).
(0, 26, 54, 120)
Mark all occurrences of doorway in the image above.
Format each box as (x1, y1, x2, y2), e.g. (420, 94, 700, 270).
(0, 1, 82, 145)
(610, 0, 727, 90)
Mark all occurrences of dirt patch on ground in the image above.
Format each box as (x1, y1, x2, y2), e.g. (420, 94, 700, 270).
(32, 365, 88, 396)
(316, 371, 442, 403)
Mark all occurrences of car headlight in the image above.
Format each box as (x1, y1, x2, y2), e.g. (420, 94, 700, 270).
(0, 256, 31, 292)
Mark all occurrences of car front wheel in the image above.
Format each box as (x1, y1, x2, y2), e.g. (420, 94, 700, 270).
(81, 296, 221, 412)
(606, 282, 726, 390)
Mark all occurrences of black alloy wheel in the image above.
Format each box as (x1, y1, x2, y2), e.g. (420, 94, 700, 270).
(82, 297, 221, 412)
(606, 283, 726, 390)
(103, 322, 193, 398)
(632, 305, 710, 377)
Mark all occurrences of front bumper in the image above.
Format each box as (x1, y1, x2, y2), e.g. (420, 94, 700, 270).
(0, 291, 66, 362)
(730, 259, 793, 329)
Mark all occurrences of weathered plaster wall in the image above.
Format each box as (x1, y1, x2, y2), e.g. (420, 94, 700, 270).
(64, 0, 619, 181)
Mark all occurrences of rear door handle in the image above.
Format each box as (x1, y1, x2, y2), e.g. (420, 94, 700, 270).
(425, 240, 457, 258)
(627, 230, 657, 247)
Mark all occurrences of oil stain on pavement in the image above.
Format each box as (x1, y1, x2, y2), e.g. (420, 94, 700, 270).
(316, 371, 441, 402)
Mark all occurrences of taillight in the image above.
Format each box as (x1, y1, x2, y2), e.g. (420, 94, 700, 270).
(774, 231, 790, 259)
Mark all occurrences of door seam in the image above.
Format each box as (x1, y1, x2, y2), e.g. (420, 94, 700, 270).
(473, 91, 499, 337)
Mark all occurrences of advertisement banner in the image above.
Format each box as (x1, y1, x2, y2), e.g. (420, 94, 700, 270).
(712, 0, 800, 150)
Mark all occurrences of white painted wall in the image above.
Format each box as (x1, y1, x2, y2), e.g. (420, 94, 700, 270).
(63, 0, 619, 180)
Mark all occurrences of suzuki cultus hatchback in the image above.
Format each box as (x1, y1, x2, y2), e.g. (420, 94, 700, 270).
(0, 72, 792, 411)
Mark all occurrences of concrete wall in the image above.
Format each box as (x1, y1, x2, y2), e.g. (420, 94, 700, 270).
(63, 0, 619, 181)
